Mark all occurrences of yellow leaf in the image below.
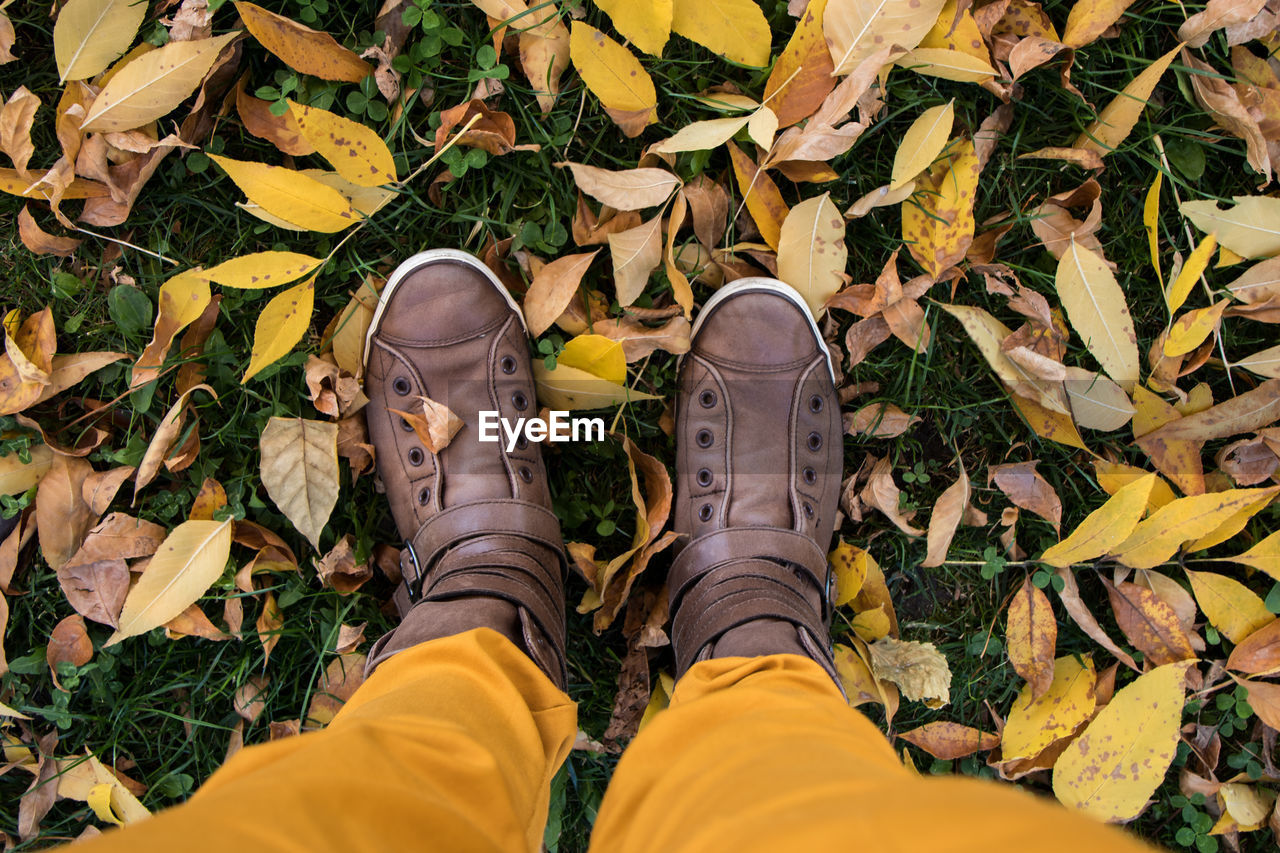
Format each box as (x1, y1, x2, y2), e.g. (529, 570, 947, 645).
(727, 141, 789, 250)
(1055, 239, 1140, 389)
(1181, 195, 1280, 259)
(1063, 366, 1135, 431)
(890, 101, 953, 190)
(762, 0, 835, 127)
(81, 33, 239, 132)
(56, 752, 150, 824)
(1145, 170, 1163, 285)
(1074, 44, 1180, 156)
(902, 138, 979, 279)
(202, 251, 323, 290)
(828, 539, 868, 606)
(937, 303, 1070, 415)
(532, 361, 660, 410)
(557, 335, 626, 384)
(670, 0, 770, 67)
(569, 22, 657, 137)
(131, 270, 212, 389)
(234, 0, 371, 82)
(1226, 530, 1280, 582)
(824, 0, 949, 75)
(776, 192, 847, 319)
(0, 442, 52, 496)
(243, 277, 315, 383)
(1006, 576, 1057, 700)
(1110, 487, 1280, 569)
(638, 671, 675, 731)
(53, 0, 147, 82)
(259, 417, 339, 550)
(1002, 655, 1096, 760)
(896, 47, 996, 82)
(1235, 344, 1280, 379)
(1220, 782, 1276, 828)
(1062, 0, 1136, 48)
(850, 605, 891, 642)
(593, 0, 672, 56)
(867, 636, 950, 706)
(1053, 661, 1192, 821)
(1164, 299, 1229, 357)
(288, 101, 397, 187)
(834, 642, 892, 709)
(650, 115, 751, 154)
(1093, 461, 1176, 511)
(609, 213, 664, 306)
(1165, 232, 1216, 314)
(1186, 570, 1273, 644)
(1040, 475, 1155, 567)
(211, 155, 360, 233)
(746, 106, 778, 149)
(105, 519, 233, 644)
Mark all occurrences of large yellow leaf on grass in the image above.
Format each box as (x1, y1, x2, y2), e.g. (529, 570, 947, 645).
(211, 155, 361, 233)
(532, 359, 660, 411)
(824, 0, 949, 75)
(1181, 196, 1280, 259)
(890, 102, 953, 190)
(243, 277, 315, 383)
(1074, 44, 1180, 156)
(1110, 486, 1280, 569)
(1040, 474, 1154, 567)
(776, 192, 847, 318)
(671, 0, 770, 67)
(234, 1, 370, 82)
(593, 0, 672, 56)
(1061, 0, 1136, 48)
(1186, 570, 1274, 644)
(896, 48, 996, 82)
(105, 519, 233, 645)
(1053, 661, 1192, 821)
(289, 101, 397, 187)
(1002, 655, 1096, 760)
(53, 0, 147, 82)
(1055, 240, 1139, 389)
(763, 0, 834, 127)
(1165, 233, 1216, 314)
(902, 138, 979, 279)
(1006, 577, 1057, 701)
(0, 442, 52, 496)
(1227, 530, 1280, 581)
(569, 22, 657, 137)
(81, 33, 239, 132)
(259, 417, 339, 551)
(201, 251, 323, 289)
(1164, 300, 1229, 357)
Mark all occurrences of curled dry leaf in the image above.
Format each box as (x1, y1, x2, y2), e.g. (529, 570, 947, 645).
(1226, 617, 1280, 674)
(435, 99, 520, 156)
(990, 460, 1062, 532)
(259, 417, 340, 551)
(861, 456, 924, 536)
(524, 251, 599, 337)
(390, 395, 463, 454)
(17, 207, 81, 257)
(315, 534, 373, 594)
(845, 402, 920, 438)
(866, 635, 951, 707)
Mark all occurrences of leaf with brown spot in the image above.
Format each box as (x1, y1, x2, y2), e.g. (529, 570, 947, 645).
(236, 84, 314, 156)
(235, 1, 370, 82)
(764, 0, 835, 126)
(1104, 579, 1197, 666)
(900, 721, 1000, 760)
(1007, 576, 1057, 700)
(289, 100, 397, 187)
(1055, 567, 1139, 671)
(901, 138, 980, 280)
(1145, 379, 1280, 443)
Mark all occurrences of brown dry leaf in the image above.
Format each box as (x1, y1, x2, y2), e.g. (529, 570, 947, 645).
(609, 213, 664, 307)
(901, 138, 980, 280)
(304, 651, 367, 728)
(389, 395, 463, 455)
(764, 0, 835, 127)
(1007, 575, 1057, 700)
(72, 513, 167, 563)
(256, 590, 284, 665)
(1029, 178, 1106, 261)
(571, 195, 643, 247)
(47, 614, 93, 688)
(259, 417, 339, 551)
(1104, 579, 1197, 666)
(134, 384, 215, 501)
(523, 251, 599, 337)
(1227, 617, 1280, 674)
(990, 460, 1062, 532)
(845, 402, 921, 438)
(36, 454, 95, 573)
(921, 462, 969, 568)
(164, 603, 231, 640)
(1056, 567, 1140, 670)
(236, 84, 314, 156)
(0, 87, 39, 177)
(234, 674, 269, 724)
(435, 99, 522, 156)
(861, 456, 925, 536)
(131, 270, 212, 389)
(1146, 379, 1280, 443)
(561, 162, 681, 212)
(315, 534, 372, 595)
(17, 207, 81, 257)
(867, 636, 951, 707)
(333, 622, 366, 654)
(1182, 51, 1271, 183)
(900, 721, 1000, 760)
(58, 558, 129, 628)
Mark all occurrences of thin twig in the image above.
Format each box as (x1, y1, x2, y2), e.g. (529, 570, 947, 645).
(74, 227, 180, 267)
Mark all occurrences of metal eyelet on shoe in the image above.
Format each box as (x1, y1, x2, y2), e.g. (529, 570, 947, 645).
(516, 435, 529, 450)
(698, 503, 713, 522)
(399, 418, 415, 432)
(512, 391, 529, 411)
(807, 432, 822, 451)
(518, 466, 533, 483)
(392, 377, 411, 396)
(500, 355, 517, 374)
(809, 395, 824, 413)
(803, 502, 814, 518)
(696, 429, 713, 448)
(699, 390, 717, 408)
(417, 487, 431, 505)
(408, 447, 425, 466)
(803, 467, 816, 485)
(696, 468, 713, 487)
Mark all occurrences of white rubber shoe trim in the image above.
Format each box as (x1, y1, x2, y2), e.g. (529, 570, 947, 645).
(362, 248, 528, 372)
(688, 277, 836, 382)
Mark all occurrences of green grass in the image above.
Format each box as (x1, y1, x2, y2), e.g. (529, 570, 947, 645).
(2, 0, 1279, 850)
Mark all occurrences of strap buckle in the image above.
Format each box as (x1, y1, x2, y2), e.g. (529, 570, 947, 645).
(402, 539, 424, 604)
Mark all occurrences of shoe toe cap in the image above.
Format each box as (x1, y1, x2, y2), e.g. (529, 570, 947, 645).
(375, 259, 516, 342)
(693, 289, 825, 367)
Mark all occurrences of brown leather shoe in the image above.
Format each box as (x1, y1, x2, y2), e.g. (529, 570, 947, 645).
(362, 250, 568, 688)
(669, 279, 843, 685)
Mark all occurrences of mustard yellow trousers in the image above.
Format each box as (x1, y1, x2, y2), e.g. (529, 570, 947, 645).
(79, 628, 1149, 852)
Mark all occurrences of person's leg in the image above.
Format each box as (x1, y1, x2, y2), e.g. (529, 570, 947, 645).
(81, 628, 574, 853)
(591, 279, 1148, 853)
(77, 251, 576, 852)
